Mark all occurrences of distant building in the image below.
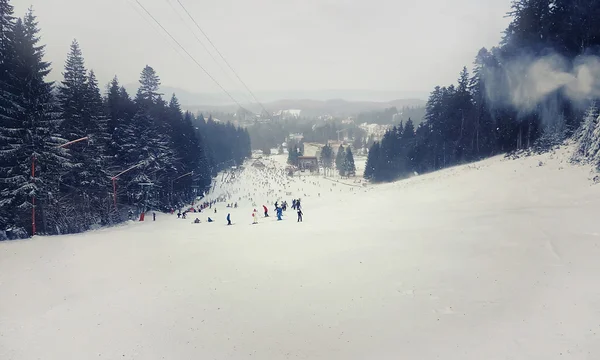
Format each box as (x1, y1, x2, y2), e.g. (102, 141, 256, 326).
(359, 123, 392, 142)
(275, 109, 302, 119)
(297, 156, 319, 172)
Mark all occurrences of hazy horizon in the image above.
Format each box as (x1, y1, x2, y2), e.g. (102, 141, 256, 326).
(14, 0, 511, 103)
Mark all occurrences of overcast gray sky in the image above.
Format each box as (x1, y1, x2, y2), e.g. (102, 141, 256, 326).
(14, 0, 512, 100)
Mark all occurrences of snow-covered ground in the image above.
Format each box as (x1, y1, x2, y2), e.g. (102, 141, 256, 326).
(2, 147, 600, 359)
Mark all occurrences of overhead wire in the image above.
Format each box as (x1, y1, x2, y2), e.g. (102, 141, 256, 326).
(132, 0, 248, 111)
(163, 0, 254, 106)
(175, 0, 271, 116)
(125, 0, 184, 58)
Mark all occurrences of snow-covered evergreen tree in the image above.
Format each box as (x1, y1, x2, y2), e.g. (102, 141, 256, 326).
(364, 142, 380, 180)
(58, 40, 112, 231)
(343, 147, 356, 176)
(0, 0, 16, 234)
(135, 65, 161, 105)
(121, 67, 177, 209)
(105, 79, 135, 170)
(59, 40, 88, 140)
(573, 103, 599, 162)
(585, 109, 600, 168)
(320, 143, 334, 176)
(335, 145, 345, 173)
(1, 10, 70, 237)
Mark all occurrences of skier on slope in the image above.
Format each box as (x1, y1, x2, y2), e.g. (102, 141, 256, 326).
(227, 213, 232, 226)
(263, 205, 269, 217)
(297, 208, 303, 222)
(252, 209, 258, 224)
(276, 206, 283, 221)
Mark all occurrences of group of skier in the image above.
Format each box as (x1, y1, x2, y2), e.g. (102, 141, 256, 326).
(178, 197, 305, 226)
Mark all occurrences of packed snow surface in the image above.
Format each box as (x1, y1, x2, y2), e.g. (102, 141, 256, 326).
(2, 147, 600, 359)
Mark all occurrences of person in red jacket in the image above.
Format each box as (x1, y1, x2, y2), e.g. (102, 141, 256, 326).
(263, 205, 269, 217)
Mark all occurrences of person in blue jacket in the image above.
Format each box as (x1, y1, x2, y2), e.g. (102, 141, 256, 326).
(276, 206, 283, 221)
(227, 213, 232, 225)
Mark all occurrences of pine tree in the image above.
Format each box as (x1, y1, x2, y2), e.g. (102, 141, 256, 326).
(132, 67, 176, 181)
(335, 145, 345, 173)
(343, 147, 356, 177)
(1, 10, 70, 237)
(59, 40, 88, 140)
(105, 76, 121, 139)
(136, 65, 161, 106)
(83, 70, 112, 224)
(364, 142, 380, 180)
(469, 48, 496, 158)
(0, 0, 16, 125)
(0, 0, 16, 235)
(402, 119, 416, 173)
(319, 143, 334, 176)
(58, 41, 112, 231)
(105, 82, 136, 188)
(573, 103, 599, 161)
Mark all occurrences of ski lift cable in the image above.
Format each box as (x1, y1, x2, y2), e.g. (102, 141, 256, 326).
(132, 0, 248, 112)
(125, 0, 185, 57)
(175, 0, 271, 116)
(162, 0, 254, 106)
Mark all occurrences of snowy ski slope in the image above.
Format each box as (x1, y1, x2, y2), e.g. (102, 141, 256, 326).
(1, 147, 600, 359)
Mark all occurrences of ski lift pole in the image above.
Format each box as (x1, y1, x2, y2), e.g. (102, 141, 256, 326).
(110, 162, 145, 210)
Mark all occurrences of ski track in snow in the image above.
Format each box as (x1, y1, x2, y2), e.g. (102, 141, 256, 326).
(1, 147, 600, 359)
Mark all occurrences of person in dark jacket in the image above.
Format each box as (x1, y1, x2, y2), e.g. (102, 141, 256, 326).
(227, 213, 232, 225)
(297, 209, 303, 222)
(276, 206, 283, 221)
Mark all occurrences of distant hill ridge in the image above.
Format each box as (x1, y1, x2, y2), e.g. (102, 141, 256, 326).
(123, 84, 426, 116)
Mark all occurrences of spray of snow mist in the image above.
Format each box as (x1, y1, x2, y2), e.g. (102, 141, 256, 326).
(483, 53, 600, 126)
